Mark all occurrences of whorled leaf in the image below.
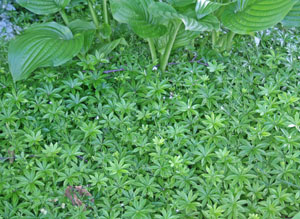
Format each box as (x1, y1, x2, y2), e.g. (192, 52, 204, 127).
(110, 0, 167, 38)
(282, 2, 300, 27)
(8, 22, 84, 81)
(221, 0, 297, 34)
(16, 0, 70, 15)
(149, 2, 219, 32)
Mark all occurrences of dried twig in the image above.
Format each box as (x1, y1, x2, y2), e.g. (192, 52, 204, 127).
(7, 149, 14, 164)
(65, 186, 94, 209)
(103, 68, 125, 74)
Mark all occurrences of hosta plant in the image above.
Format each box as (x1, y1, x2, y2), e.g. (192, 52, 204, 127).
(110, 0, 299, 72)
(110, 0, 219, 72)
(198, 0, 299, 51)
(7, 0, 300, 79)
(8, 0, 124, 81)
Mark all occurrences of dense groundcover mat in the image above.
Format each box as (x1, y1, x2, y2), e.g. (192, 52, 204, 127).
(1, 5, 300, 219)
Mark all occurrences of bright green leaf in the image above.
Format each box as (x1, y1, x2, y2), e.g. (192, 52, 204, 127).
(221, 0, 297, 34)
(68, 19, 96, 53)
(293, 212, 300, 219)
(196, 0, 228, 19)
(16, 0, 70, 15)
(168, 0, 196, 8)
(99, 23, 112, 40)
(110, 0, 167, 38)
(97, 38, 128, 57)
(149, 2, 219, 32)
(8, 22, 84, 81)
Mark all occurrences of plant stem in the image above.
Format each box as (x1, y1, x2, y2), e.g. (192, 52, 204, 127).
(60, 10, 69, 25)
(103, 0, 109, 25)
(147, 38, 157, 64)
(212, 30, 217, 48)
(88, 0, 100, 29)
(103, 0, 111, 42)
(226, 31, 236, 52)
(160, 21, 181, 72)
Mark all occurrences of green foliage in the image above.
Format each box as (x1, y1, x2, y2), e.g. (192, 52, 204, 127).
(8, 0, 300, 79)
(16, 0, 71, 15)
(221, 0, 296, 34)
(111, 0, 218, 72)
(210, 0, 298, 51)
(110, 0, 167, 38)
(68, 19, 97, 54)
(2, 0, 300, 218)
(8, 0, 124, 81)
(196, 0, 228, 19)
(8, 22, 84, 81)
(282, 1, 300, 27)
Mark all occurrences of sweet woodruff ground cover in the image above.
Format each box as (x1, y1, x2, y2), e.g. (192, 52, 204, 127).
(1, 25, 300, 218)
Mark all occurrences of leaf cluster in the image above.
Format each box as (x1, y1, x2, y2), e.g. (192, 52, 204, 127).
(1, 25, 300, 218)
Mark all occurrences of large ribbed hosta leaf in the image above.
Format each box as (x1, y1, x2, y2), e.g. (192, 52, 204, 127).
(168, 0, 195, 8)
(68, 19, 96, 53)
(282, 2, 300, 27)
(16, 0, 70, 15)
(8, 22, 84, 81)
(173, 28, 199, 49)
(149, 2, 219, 32)
(221, 0, 297, 34)
(110, 0, 167, 38)
(195, 0, 228, 19)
